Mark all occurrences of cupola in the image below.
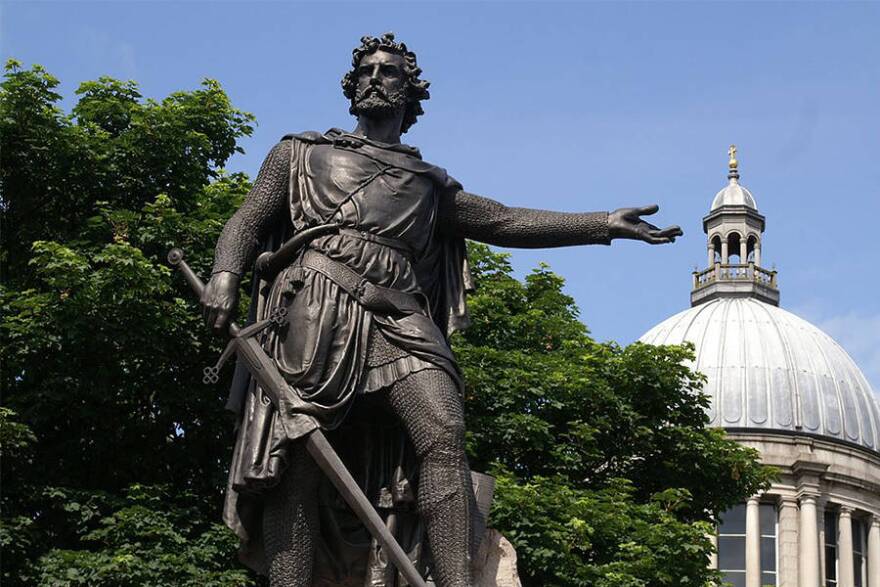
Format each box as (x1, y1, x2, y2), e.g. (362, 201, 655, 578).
(642, 145, 880, 452)
(691, 146, 779, 307)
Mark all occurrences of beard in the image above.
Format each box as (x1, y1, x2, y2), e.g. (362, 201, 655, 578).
(352, 85, 407, 119)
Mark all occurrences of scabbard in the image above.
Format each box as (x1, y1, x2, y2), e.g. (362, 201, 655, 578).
(254, 223, 339, 281)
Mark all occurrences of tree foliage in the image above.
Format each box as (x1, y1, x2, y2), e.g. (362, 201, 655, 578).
(1, 60, 255, 585)
(1, 62, 771, 586)
(457, 245, 772, 585)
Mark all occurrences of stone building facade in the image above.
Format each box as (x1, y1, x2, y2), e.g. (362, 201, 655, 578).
(640, 148, 880, 587)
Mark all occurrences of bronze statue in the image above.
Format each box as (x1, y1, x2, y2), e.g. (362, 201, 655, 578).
(199, 33, 682, 587)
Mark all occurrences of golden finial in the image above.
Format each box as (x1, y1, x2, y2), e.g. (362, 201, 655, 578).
(727, 144, 739, 180)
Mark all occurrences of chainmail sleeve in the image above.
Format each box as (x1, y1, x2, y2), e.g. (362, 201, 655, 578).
(211, 141, 291, 276)
(439, 189, 610, 248)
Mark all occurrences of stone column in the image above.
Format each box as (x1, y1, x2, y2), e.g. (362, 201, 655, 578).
(708, 527, 718, 569)
(868, 515, 880, 587)
(754, 242, 762, 267)
(708, 245, 715, 268)
(839, 507, 855, 587)
(818, 501, 827, 584)
(778, 497, 800, 587)
(799, 494, 821, 587)
(740, 239, 748, 264)
(721, 239, 729, 265)
(746, 496, 762, 587)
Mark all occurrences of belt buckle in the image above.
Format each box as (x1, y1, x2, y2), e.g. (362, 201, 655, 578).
(353, 278, 369, 300)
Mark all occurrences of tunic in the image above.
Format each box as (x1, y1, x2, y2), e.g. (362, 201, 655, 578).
(212, 128, 612, 572)
(221, 130, 472, 567)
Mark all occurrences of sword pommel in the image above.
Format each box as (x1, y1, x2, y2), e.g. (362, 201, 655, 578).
(167, 247, 206, 299)
(167, 248, 184, 266)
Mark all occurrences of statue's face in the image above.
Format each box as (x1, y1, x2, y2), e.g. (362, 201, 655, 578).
(352, 49, 408, 119)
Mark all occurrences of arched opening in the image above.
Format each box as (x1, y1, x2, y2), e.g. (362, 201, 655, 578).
(711, 235, 722, 264)
(727, 232, 742, 265)
(747, 234, 761, 266)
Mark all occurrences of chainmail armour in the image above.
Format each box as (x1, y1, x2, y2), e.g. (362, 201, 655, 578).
(263, 441, 320, 587)
(213, 141, 291, 277)
(366, 321, 411, 367)
(385, 368, 474, 587)
(213, 133, 610, 586)
(262, 365, 475, 587)
(211, 140, 609, 277)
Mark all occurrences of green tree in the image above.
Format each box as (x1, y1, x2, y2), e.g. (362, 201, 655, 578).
(1, 62, 771, 586)
(456, 244, 773, 585)
(1, 60, 255, 585)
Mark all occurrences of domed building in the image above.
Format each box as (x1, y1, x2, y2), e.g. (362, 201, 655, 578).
(640, 147, 880, 587)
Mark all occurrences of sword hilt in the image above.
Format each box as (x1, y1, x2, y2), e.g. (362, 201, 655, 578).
(167, 248, 206, 298)
(167, 248, 240, 337)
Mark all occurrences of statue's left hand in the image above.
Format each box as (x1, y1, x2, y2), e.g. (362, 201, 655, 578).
(608, 204, 683, 244)
(201, 271, 241, 336)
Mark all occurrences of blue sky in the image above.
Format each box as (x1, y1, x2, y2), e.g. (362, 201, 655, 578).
(4, 1, 879, 390)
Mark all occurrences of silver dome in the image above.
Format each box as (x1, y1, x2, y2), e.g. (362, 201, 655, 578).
(640, 297, 880, 452)
(710, 178, 757, 211)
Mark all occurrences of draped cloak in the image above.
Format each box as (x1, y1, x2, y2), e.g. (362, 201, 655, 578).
(221, 129, 474, 577)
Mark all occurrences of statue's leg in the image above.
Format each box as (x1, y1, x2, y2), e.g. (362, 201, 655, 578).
(262, 439, 320, 587)
(386, 368, 474, 587)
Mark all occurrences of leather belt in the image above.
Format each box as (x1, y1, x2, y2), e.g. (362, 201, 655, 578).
(337, 228, 414, 259)
(298, 249, 424, 316)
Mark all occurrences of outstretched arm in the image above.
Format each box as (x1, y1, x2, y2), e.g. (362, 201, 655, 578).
(203, 140, 290, 333)
(440, 191, 681, 248)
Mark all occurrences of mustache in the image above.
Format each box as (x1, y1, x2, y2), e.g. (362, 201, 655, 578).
(356, 85, 389, 102)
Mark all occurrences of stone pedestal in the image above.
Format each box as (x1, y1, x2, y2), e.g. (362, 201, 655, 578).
(472, 529, 522, 587)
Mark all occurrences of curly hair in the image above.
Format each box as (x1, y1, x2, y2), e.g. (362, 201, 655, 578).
(341, 32, 430, 134)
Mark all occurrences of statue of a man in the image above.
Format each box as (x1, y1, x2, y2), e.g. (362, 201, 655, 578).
(202, 33, 681, 587)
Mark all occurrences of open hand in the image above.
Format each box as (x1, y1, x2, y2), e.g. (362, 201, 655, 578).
(201, 271, 241, 336)
(608, 205, 683, 244)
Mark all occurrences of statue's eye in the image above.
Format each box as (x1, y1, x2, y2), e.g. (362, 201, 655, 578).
(381, 65, 400, 77)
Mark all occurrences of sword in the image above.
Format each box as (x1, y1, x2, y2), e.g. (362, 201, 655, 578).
(167, 247, 427, 587)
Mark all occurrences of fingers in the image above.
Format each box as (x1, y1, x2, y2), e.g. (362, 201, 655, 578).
(640, 223, 683, 245)
(201, 281, 229, 335)
(642, 225, 681, 244)
(205, 304, 219, 333)
(213, 309, 230, 335)
(635, 204, 660, 217)
(652, 225, 683, 238)
(648, 235, 675, 245)
(201, 289, 213, 325)
(613, 205, 682, 244)
(205, 301, 232, 335)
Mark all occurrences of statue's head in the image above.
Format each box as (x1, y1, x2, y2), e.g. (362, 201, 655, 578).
(341, 33, 430, 134)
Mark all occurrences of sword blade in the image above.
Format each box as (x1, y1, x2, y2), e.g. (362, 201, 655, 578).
(235, 332, 428, 586)
(168, 249, 427, 587)
(306, 431, 427, 587)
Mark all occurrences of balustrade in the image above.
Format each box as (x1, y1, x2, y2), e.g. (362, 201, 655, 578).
(692, 264, 777, 290)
